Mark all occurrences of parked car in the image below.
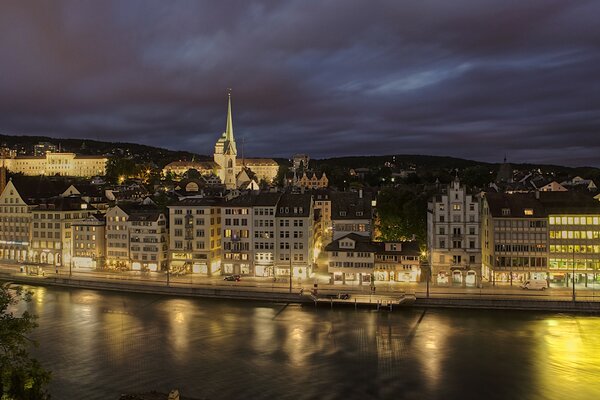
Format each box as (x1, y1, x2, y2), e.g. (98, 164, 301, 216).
(521, 279, 548, 290)
(223, 275, 241, 282)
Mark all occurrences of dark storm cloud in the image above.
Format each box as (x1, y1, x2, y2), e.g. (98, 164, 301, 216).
(0, 0, 599, 165)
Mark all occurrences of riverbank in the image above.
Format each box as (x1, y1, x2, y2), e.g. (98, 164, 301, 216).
(4, 272, 600, 313)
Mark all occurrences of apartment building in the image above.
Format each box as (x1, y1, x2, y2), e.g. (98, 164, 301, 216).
(71, 214, 106, 270)
(331, 190, 373, 240)
(275, 192, 314, 278)
(105, 206, 130, 269)
(29, 197, 94, 268)
(168, 198, 222, 275)
(0, 180, 33, 262)
(427, 177, 481, 286)
(221, 195, 253, 275)
(481, 191, 600, 287)
(252, 192, 281, 277)
(128, 208, 168, 272)
(325, 233, 421, 284)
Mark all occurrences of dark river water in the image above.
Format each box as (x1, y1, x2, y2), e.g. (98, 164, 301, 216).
(12, 285, 600, 400)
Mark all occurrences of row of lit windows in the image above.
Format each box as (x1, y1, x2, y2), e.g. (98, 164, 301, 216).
(549, 216, 600, 225)
(550, 245, 600, 254)
(550, 231, 600, 239)
(549, 259, 600, 270)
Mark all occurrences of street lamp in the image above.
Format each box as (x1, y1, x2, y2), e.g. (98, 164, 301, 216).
(421, 250, 430, 299)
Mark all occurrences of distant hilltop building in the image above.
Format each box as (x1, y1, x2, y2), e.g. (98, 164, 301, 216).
(34, 141, 58, 156)
(297, 171, 328, 189)
(1, 152, 107, 177)
(162, 92, 279, 187)
(292, 154, 309, 171)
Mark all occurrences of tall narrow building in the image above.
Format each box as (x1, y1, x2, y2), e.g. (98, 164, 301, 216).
(214, 91, 238, 189)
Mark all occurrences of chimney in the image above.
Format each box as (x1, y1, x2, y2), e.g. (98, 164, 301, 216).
(358, 189, 363, 199)
(535, 190, 540, 200)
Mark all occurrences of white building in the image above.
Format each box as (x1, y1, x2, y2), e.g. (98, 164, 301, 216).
(1, 152, 107, 177)
(427, 177, 481, 286)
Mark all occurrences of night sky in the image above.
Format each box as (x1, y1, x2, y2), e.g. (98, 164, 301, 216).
(1, 1, 599, 165)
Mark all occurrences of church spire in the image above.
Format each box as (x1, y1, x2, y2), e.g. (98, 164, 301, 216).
(223, 89, 237, 155)
(226, 88, 234, 141)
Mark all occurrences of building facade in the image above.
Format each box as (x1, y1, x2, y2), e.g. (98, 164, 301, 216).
(168, 198, 222, 275)
(331, 190, 373, 241)
(1, 152, 107, 177)
(427, 177, 481, 286)
(481, 191, 600, 287)
(71, 214, 106, 270)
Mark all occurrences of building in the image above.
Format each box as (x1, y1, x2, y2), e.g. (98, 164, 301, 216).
(29, 196, 94, 268)
(427, 177, 481, 286)
(481, 191, 600, 287)
(252, 192, 281, 277)
(275, 193, 315, 278)
(331, 190, 373, 240)
(1, 152, 107, 177)
(168, 198, 222, 275)
(71, 214, 106, 270)
(34, 142, 58, 156)
(162, 161, 217, 177)
(239, 159, 279, 183)
(213, 93, 278, 186)
(0, 180, 34, 263)
(325, 233, 421, 284)
(373, 241, 421, 283)
(326, 233, 376, 285)
(105, 206, 131, 270)
(214, 92, 239, 190)
(221, 194, 254, 275)
(127, 208, 168, 272)
(297, 172, 328, 189)
(292, 154, 309, 171)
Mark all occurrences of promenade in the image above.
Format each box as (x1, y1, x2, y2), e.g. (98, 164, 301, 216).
(2, 263, 600, 312)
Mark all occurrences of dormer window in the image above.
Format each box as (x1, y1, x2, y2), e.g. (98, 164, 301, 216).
(340, 211, 347, 217)
(501, 208, 510, 216)
(524, 209, 534, 216)
(356, 211, 363, 217)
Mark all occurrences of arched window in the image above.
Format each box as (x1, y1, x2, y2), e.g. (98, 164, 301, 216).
(228, 159, 233, 168)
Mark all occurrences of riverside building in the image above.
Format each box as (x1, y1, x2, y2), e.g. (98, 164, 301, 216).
(427, 177, 481, 286)
(481, 191, 600, 287)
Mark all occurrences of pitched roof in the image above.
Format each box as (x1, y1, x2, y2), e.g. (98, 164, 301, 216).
(331, 191, 373, 220)
(276, 193, 312, 217)
(324, 233, 380, 252)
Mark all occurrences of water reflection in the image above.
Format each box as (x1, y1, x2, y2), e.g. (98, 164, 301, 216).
(12, 285, 600, 400)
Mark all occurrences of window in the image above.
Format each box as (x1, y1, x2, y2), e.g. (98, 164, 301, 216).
(502, 208, 510, 216)
(453, 204, 461, 211)
(524, 209, 534, 216)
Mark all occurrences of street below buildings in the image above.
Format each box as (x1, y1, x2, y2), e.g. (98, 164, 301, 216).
(2, 262, 599, 303)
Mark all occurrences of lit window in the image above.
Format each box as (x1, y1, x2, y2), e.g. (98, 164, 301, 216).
(524, 209, 533, 216)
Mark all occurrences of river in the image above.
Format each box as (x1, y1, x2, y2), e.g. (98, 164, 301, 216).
(12, 285, 600, 400)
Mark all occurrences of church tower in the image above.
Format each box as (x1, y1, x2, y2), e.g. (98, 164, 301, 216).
(214, 91, 238, 189)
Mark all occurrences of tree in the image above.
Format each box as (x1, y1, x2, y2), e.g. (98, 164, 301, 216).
(0, 285, 50, 399)
(375, 187, 428, 244)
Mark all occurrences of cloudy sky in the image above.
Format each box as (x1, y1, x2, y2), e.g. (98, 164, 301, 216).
(0, 1, 599, 165)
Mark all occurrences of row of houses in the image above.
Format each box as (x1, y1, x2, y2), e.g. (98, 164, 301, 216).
(427, 176, 600, 287)
(2, 176, 422, 284)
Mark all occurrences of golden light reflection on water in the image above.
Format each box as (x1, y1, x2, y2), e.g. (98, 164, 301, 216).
(537, 316, 600, 399)
(162, 299, 193, 356)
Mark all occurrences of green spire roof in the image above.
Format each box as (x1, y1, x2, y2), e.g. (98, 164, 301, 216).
(223, 90, 237, 155)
